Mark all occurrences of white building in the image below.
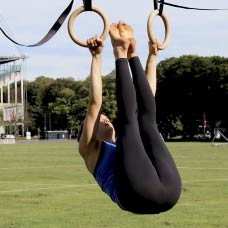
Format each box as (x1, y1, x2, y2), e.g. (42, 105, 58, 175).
(0, 56, 25, 137)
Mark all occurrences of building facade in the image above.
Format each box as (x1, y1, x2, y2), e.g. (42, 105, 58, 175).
(0, 56, 25, 137)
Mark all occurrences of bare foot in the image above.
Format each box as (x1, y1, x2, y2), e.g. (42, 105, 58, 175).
(118, 21, 134, 39)
(118, 21, 137, 59)
(109, 23, 130, 59)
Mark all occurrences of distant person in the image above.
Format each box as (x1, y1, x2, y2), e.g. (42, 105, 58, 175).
(78, 21, 181, 214)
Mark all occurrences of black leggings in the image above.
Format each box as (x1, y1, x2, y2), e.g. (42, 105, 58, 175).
(115, 57, 181, 214)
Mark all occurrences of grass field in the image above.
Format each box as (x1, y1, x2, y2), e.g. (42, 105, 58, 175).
(0, 141, 228, 228)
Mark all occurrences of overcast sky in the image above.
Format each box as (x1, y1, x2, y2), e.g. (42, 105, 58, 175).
(1, 0, 228, 81)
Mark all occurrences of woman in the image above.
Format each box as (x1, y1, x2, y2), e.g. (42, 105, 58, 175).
(78, 21, 181, 214)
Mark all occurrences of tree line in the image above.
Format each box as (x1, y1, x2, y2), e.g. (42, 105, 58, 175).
(24, 55, 227, 140)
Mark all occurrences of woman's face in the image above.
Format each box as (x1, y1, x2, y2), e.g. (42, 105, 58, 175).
(97, 114, 115, 142)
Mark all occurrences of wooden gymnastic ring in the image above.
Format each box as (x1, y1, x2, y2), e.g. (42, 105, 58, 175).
(68, 6, 109, 47)
(147, 9, 170, 50)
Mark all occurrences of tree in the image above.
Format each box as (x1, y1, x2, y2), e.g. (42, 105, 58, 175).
(26, 76, 54, 134)
(156, 55, 228, 139)
(102, 72, 117, 121)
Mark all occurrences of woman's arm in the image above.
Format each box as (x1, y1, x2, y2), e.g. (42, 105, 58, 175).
(145, 40, 161, 96)
(79, 36, 104, 162)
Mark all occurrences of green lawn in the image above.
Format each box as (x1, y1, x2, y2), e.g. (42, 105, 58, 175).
(0, 141, 228, 228)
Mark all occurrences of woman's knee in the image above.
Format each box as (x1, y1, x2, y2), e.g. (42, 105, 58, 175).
(161, 182, 182, 210)
(143, 182, 181, 209)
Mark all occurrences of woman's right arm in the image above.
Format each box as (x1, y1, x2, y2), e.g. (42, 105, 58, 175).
(79, 37, 104, 163)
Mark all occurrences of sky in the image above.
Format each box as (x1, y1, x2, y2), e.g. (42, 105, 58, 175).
(0, 0, 228, 81)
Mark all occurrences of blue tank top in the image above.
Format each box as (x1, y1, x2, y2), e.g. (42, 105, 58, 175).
(93, 141, 123, 208)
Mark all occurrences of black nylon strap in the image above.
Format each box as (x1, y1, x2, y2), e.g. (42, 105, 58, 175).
(159, 0, 164, 15)
(154, 0, 164, 14)
(154, 0, 158, 10)
(83, 0, 92, 11)
(158, 1, 228, 11)
(154, 0, 165, 15)
(0, 0, 74, 47)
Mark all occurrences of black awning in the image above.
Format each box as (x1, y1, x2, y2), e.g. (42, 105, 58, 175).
(0, 57, 20, 65)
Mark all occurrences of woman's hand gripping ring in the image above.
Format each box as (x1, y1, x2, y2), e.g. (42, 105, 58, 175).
(68, 6, 109, 47)
(147, 9, 170, 50)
